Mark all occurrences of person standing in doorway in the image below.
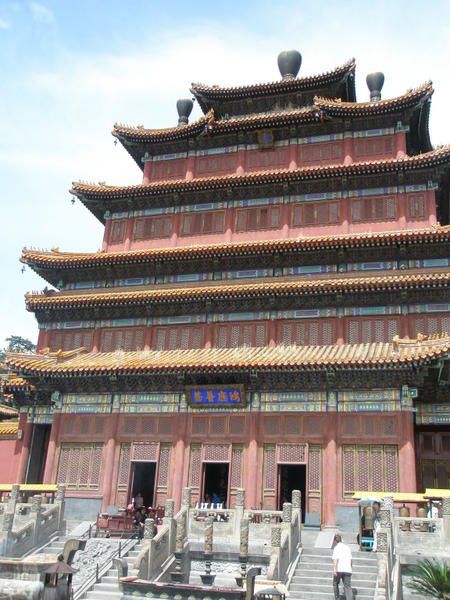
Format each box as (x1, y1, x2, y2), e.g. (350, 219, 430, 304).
(332, 534, 353, 600)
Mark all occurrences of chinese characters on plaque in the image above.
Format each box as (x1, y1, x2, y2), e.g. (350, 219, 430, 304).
(188, 385, 245, 407)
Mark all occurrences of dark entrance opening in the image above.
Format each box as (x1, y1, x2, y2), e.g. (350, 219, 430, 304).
(278, 464, 306, 522)
(26, 424, 51, 484)
(203, 463, 229, 507)
(131, 462, 156, 507)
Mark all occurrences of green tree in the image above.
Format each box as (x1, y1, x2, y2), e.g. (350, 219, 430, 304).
(407, 559, 450, 599)
(5, 336, 36, 354)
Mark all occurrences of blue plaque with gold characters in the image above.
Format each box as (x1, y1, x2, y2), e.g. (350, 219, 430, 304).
(187, 385, 246, 407)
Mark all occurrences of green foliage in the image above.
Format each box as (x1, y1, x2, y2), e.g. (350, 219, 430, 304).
(5, 335, 36, 354)
(407, 559, 450, 599)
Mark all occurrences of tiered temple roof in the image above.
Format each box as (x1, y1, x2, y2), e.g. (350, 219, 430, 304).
(20, 225, 450, 285)
(23, 270, 450, 311)
(6, 335, 450, 377)
(72, 146, 450, 222)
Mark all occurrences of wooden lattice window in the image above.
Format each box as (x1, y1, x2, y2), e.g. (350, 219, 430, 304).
(347, 318, 399, 344)
(100, 327, 146, 352)
(57, 443, 103, 490)
(235, 206, 281, 232)
(342, 444, 399, 498)
(407, 193, 427, 220)
(351, 196, 396, 222)
(214, 322, 268, 348)
(354, 136, 394, 158)
(300, 142, 343, 164)
(109, 220, 127, 244)
(181, 211, 225, 236)
(49, 329, 94, 352)
(133, 215, 172, 240)
(278, 320, 334, 346)
(152, 325, 204, 350)
(292, 201, 339, 227)
(412, 314, 450, 337)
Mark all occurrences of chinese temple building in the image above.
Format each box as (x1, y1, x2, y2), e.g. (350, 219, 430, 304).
(5, 50, 450, 526)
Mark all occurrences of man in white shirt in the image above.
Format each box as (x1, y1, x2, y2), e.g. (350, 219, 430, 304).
(332, 534, 353, 600)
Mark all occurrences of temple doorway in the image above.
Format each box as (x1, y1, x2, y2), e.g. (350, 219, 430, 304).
(131, 462, 156, 507)
(26, 424, 50, 483)
(278, 464, 306, 521)
(202, 463, 229, 506)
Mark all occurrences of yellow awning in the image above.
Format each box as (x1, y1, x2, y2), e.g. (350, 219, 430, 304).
(0, 484, 58, 493)
(424, 488, 450, 498)
(352, 491, 426, 502)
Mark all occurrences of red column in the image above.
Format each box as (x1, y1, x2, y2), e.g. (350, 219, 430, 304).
(395, 130, 407, 159)
(343, 134, 353, 165)
(102, 218, 112, 251)
(43, 413, 61, 483)
(281, 204, 290, 238)
(124, 218, 134, 251)
(185, 153, 195, 180)
(268, 319, 277, 347)
(426, 189, 437, 225)
(245, 414, 259, 509)
(399, 412, 417, 492)
(92, 329, 101, 353)
(171, 420, 187, 512)
(399, 314, 409, 339)
(144, 326, 152, 351)
(37, 329, 49, 351)
(143, 159, 153, 184)
(398, 193, 407, 229)
(336, 317, 345, 345)
(101, 413, 119, 512)
(341, 197, 350, 233)
(16, 418, 33, 483)
(236, 148, 246, 175)
(288, 141, 297, 170)
(225, 207, 234, 243)
(171, 212, 181, 246)
(322, 414, 338, 527)
(204, 323, 213, 349)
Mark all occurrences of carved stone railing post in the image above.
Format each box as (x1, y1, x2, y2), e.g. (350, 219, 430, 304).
(181, 487, 191, 508)
(268, 525, 281, 580)
(200, 516, 216, 586)
(271, 525, 281, 548)
(291, 490, 302, 547)
(144, 518, 155, 540)
(383, 495, 394, 511)
(56, 484, 66, 529)
(7, 484, 20, 513)
(282, 502, 292, 524)
(380, 508, 392, 530)
(170, 508, 188, 583)
(376, 530, 388, 553)
(235, 488, 245, 520)
(442, 497, 450, 546)
(441, 497, 450, 517)
(31, 495, 43, 546)
(2, 512, 14, 532)
(236, 516, 250, 585)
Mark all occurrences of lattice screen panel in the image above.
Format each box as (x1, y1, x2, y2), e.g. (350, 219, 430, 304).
(263, 445, 277, 509)
(229, 445, 244, 507)
(56, 443, 103, 490)
(116, 444, 131, 509)
(308, 445, 322, 518)
(155, 444, 172, 506)
(342, 444, 399, 498)
(132, 443, 158, 461)
(203, 444, 230, 462)
(188, 444, 202, 506)
(278, 444, 307, 464)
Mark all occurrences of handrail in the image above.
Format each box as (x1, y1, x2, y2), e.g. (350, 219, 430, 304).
(73, 537, 138, 600)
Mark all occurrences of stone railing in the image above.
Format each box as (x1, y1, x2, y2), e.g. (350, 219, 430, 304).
(266, 500, 302, 581)
(188, 507, 237, 539)
(393, 517, 447, 553)
(135, 494, 190, 582)
(0, 484, 66, 557)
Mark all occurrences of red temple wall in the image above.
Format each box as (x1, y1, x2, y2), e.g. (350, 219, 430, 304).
(0, 413, 27, 483)
(42, 410, 415, 526)
(39, 313, 450, 353)
(142, 134, 400, 184)
(103, 190, 436, 251)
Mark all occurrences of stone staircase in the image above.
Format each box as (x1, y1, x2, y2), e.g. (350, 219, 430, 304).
(288, 547, 378, 600)
(36, 534, 70, 557)
(81, 542, 143, 600)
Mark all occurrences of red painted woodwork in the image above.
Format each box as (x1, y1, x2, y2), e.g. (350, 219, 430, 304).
(235, 206, 281, 232)
(195, 153, 238, 177)
(278, 319, 335, 346)
(351, 195, 396, 223)
(407, 193, 427, 220)
(353, 135, 395, 160)
(133, 215, 172, 240)
(152, 325, 204, 350)
(411, 314, 450, 337)
(48, 329, 94, 352)
(181, 211, 225, 236)
(246, 147, 289, 171)
(298, 141, 344, 166)
(292, 201, 340, 227)
(214, 321, 268, 348)
(100, 327, 145, 352)
(152, 158, 185, 180)
(109, 220, 127, 244)
(347, 317, 400, 344)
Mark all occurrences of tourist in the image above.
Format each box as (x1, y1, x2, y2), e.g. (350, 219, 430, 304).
(427, 500, 439, 519)
(332, 534, 353, 600)
(372, 501, 381, 552)
(211, 492, 221, 507)
(134, 507, 146, 539)
(134, 492, 144, 510)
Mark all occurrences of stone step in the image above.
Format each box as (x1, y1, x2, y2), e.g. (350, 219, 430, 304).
(290, 594, 375, 600)
(292, 573, 377, 584)
(299, 555, 378, 565)
(86, 592, 123, 600)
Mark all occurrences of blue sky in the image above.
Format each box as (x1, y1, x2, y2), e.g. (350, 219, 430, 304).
(1, 0, 450, 348)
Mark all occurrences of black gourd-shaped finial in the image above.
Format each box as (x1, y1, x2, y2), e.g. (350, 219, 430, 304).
(366, 72, 385, 102)
(277, 50, 302, 80)
(176, 99, 194, 126)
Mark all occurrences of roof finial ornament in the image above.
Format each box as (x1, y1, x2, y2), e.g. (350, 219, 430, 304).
(176, 99, 194, 127)
(277, 50, 302, 80)
(366, 72, 385, 102)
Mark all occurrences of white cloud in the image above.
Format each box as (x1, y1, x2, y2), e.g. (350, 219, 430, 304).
(0, 18, 10, 29)
(28, 1, 54, 24)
